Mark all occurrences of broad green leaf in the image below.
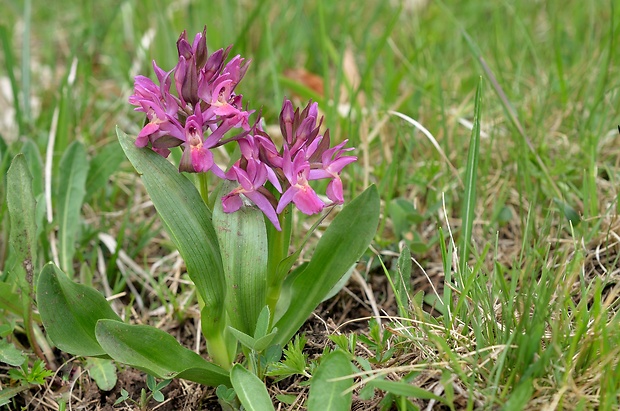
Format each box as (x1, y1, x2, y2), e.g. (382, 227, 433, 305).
(458, 77, 482, 282)
(321, 265, 354, 302)
(117, 128, 225, 334)
(57, 140, 89, 275)
(7, 154, 37, 280)
(272, 262, 308, 323)
(7, 153, 37, 336)
(0, 338, 26, 366)
(274, 185, 379, 345)
(307, 350, 354, 411)
(0, 283, 23, 316)
(95, 320, 230, 387)
(20, 139, 44, 198)
(213, 181, 268, 335)
(85, 142, 125, 200)
(369, 379, 447, 403)
(0, 324, 13, 338)
(36, 262, 121, 357)
(85, 358, 117, 391)
(230, 364, 275, 411)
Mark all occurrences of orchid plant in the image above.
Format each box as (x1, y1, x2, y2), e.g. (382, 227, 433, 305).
(36, 28, 379, 393)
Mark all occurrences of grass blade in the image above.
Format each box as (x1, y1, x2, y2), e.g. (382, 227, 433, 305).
(85, 142, 125, 201)
(458, 77, 483, 282)
(0, 26, 24, 136)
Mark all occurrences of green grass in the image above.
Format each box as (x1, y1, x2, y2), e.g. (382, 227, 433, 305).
(1, 0, 619, 409)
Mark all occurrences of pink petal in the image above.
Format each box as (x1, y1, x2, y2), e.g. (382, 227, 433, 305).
(276, 187, 296, 214)
(222, 192, 243, 213)
(245, 191, 281, 231)
(326, 178, 344, 203)
(327, 156, 357, 174)
(308, 169, 331, 180)
(292, 185, 324, 215)
(191, 146, 214, 173)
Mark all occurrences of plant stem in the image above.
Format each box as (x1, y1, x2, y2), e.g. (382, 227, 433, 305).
(204, 330, 233, 371)
(197, 173, 210, 208)
(265, 212, 290, 319)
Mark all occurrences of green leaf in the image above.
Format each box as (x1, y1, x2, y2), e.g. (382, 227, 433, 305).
(0, 26, 24, 135)
(146, 374, 157, 391)
(0, 338, 26, 366)
(458, 77, 482, 282)
(117, 128, 226, 335)
(36, 262, 122, 357)
(155, 378, 172, 391)
(0, 269, 23, 318)
(392, 246, 412, 316)
(0, 383, 30, 407)
(20, 139, 44, 198)
(266, 335, 308, 381)
(95, 319, 230, 387)
(230, 364, 275, 411)
(152, 390, 165, 402)
(369, 379, 447, 403)
(216, 384, 237, 402)
(254, 306, 271, 339)
(85, 358, 117, 391)
(57, 140, 89, 275)
(114, 389, 130, 405)
(274, 185, 379, 345)
(553, 198, 581, 226)
(213, 181, 268, 335)
(307, 350, 354, 411)
(275, 394, 297, 405)
(321, 265, 354, 302)
(228, 325, 277, 354)
(252, 330, 278, 353)
(227, 327, 257, 351)
(7, 154, 37, 286)
(85, 142, 125, 200)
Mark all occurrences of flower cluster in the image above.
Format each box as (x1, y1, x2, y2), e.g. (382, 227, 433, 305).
(129, 28, 356, 230)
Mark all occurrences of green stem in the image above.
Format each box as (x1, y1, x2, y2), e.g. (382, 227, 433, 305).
(203, 323, 232, 371)
(265, 207, 292, 319)
(197, 172, 210, 209)
(265, 285, 282, 320)
(24, 299, 44, 362)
